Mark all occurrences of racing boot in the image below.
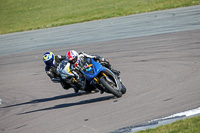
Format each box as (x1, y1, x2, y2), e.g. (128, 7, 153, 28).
(100, 58, 121, 76)
(73, 86, 79, 93)
(110, 68, 120, 76)
(100, 90, 104, 94)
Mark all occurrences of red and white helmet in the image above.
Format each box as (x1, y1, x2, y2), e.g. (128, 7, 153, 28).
(66, 50, 79, 66)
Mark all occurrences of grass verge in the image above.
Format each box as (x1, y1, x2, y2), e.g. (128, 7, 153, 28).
(0, 0, 200, 34)
(137, 115, 200, 133)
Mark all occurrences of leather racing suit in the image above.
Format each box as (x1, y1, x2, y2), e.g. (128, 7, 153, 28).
(77, 52, 120, 76)
(45, 55, 71, 90)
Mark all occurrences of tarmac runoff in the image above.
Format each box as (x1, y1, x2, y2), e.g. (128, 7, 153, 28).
(111, 107, 200, 133)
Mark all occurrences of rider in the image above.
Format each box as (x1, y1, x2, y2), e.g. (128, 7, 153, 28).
(66, 50, 122, 93)
(43, 51, 71, 90)
(66, 50, 120, 76)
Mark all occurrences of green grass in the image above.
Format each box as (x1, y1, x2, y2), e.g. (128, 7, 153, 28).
(137, 115, 200, 133)
(0, 0, 200, 34)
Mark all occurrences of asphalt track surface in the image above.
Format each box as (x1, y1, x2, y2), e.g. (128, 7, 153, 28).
(0, 5, 200, 133)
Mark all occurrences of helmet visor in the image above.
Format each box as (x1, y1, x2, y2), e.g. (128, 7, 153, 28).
(45, 58, 54, 66)
(69, 57, 77, 64)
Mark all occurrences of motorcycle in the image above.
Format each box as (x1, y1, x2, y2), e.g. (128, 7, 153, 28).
(56, 59, 96, 93)
(79, 57, 126, 98)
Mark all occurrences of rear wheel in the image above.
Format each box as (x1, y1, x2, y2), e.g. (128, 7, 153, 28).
(100, 76, 122, 98)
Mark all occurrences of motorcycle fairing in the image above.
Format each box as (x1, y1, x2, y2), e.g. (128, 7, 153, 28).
(81, 58, 105, 81)
(57, 59, 74, 80)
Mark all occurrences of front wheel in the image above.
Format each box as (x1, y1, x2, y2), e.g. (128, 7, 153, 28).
(100, 76, 122, 98)
(121, 84, 126, 94)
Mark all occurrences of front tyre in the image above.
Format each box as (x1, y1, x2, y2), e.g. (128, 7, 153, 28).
(121, 84, 126, 94)
(100, 76, 122, 98)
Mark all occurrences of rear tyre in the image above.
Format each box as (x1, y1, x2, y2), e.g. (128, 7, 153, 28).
(100, 76, 122, 98)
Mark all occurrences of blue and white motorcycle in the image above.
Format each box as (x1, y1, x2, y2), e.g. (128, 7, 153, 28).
(79, 57, 126, 98)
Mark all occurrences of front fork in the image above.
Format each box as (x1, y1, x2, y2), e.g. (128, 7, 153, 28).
(101, 72, 115, 85)
(94, 72, 115, 93)
(94, 72, 107, 84)
(73, 78, 77, 82)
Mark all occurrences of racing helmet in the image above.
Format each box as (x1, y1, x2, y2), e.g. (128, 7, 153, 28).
(43, 51, 55, 66)
(66, 50, 79, 65)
